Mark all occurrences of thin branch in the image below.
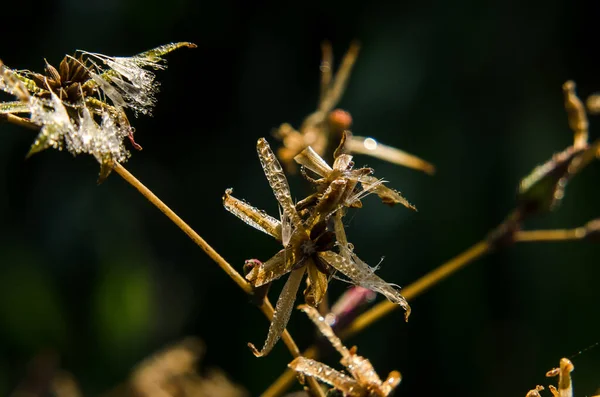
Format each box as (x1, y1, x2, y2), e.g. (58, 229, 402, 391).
(345, 135, 436, 175)
(113, 162, 253, 294)
(340, 240, 490, 339)
(514, 228, 587, 242)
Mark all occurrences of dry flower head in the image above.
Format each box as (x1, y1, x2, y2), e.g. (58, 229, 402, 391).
(223, 138, 411, 357)
(0, 42, 196, 180)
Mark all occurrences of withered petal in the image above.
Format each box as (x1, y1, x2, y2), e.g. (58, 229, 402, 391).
(59, 57, 70, 82)
(246, 247, 295, 287)
(318, 250, 411, 320)
(44, 60, 61, 84)
(249, 267, 305, 357)
(257, 138, 304, 231)
(288, 357, 364, 396)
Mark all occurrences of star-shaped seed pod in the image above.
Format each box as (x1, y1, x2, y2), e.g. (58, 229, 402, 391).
(0, 42, 195, 181)
(223, 138, 410, 357)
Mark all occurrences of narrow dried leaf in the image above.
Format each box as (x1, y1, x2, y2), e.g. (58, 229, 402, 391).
(360, 175, 416, 210)
(306, 179, 347, 227)
(319, 250, 411, 320)
(288, 357, 362, 396)
(245, 247, 294, 287)
(257, 138, 304, 229)
(332, 153, 353, 171)
(346, 135, 436, 175)
(27, 94, 75, 156)
(293, 145, 333, 178)
(249, 267, 305, 357)
(223, 188, 281, 240)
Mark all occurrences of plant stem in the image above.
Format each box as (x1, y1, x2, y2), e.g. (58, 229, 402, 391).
(514, 228, 586, 242)
(341, 240, 490, 339)
(113, 162, 253, 294)
(112, 162, 325, 397)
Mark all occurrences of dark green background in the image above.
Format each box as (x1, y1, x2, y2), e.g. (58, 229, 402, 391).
(1, 0, 599, 396)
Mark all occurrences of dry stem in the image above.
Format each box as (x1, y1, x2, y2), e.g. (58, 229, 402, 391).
(112, 162, 252, 294)
(514, 228, 587, 242)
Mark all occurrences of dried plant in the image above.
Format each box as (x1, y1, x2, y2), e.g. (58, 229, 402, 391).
(126, 338, 248, 397)
(2, 40, 599, 397)
(525, 358, 599, 397)
(10, 339, 248, 397)
(262, 80, 600, 396)
(224, 137, 411, 357)
(288, 305, 401, 397)
(273, 42, 434, 175)
(0, 42, 196, 180)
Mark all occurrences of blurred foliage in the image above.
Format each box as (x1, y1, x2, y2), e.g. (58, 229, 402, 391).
(1, 0, 599, 396)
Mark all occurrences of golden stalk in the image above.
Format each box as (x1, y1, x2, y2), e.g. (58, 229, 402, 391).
(112, 162, 252, 294)
(514, 228, 587, 242)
